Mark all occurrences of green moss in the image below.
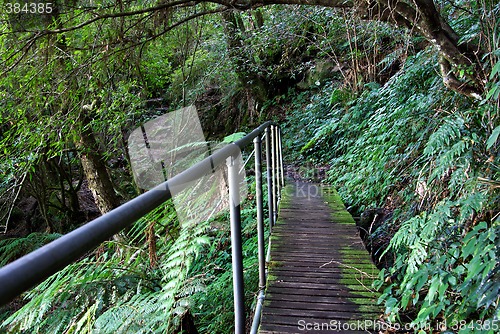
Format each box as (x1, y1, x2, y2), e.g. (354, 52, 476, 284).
(266, 274, 278, 282)
(266, 260, 282, 269)
(340, 277, 375, 286)
(340, 247, 376, 267)
(320, 186, 356, 225)
(356, 304, 380, 313)
(349, 297, 378, 305)
(336, 245, 382, 316)
(277, 197, 292, 210)
(279, 184, 294, 199)
(272, 184, 294, 229)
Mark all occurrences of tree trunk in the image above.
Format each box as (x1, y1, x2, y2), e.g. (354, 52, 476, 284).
(371, 0, 485, 98)
(222, 11, 269, 119)
(76, 116, 120, 215)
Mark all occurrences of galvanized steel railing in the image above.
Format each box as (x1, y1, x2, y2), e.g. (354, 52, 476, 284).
(0, 121, 284, 334)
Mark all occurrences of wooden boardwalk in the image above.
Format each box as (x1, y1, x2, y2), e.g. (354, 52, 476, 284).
(259, 182, 381, 334)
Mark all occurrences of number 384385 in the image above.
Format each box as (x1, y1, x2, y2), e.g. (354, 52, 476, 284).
(5, 3, 53, 14)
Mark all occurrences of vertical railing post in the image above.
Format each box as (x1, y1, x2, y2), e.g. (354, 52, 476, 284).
(227, 155, 245, 334)
(278, 127, 285, 188)
(273, 125, 280, 194)
(254, 136, 266, 290)
(265, 127, 274, 228)
(271, 125, 279, 224)
(271, 125, 278, 225)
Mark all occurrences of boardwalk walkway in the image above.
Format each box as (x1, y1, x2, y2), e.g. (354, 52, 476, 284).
(259, 182, 381, 333)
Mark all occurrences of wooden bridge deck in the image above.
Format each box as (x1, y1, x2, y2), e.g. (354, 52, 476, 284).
(258, 182, 381, 334)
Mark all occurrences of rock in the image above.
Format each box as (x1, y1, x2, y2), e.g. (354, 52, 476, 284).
(357, 208, 393, 270)
(357, 208, 385, 243)
(296, 60, 343, 90)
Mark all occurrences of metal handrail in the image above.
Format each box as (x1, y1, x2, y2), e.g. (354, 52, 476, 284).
(0, 121, 284, 334)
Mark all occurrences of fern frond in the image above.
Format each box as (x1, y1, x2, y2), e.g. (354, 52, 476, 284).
(424, 117, 464, 156)
(0, 233, 61, 266)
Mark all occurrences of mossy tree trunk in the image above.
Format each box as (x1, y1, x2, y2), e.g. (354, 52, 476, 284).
(51, 4, 120, 216)
(76, 115, 120, 215)
(222, 11, 269, 122)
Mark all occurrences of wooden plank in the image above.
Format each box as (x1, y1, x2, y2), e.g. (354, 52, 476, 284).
(266, 284, 377, 295)
(266, 283, 378, 295)
(269, 273, 367, 280)
(268, 263, 377, 271)
(269, 254, 376, 264)
(262, 307, 380, 320)
(270, 271, 375, 280)
(266, 288, 377, 299)
(265, 295, 378, 307)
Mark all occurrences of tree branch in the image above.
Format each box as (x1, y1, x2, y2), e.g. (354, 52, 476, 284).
(34, 1, 200, 35)
(439, 55, 482, 100)
(1, 0, 488, 99)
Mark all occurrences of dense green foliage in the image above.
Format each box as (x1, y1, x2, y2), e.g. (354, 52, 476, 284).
(1, 1, 499, 333)
(0, 178, 265, 333)
(280, 3, 500, 330)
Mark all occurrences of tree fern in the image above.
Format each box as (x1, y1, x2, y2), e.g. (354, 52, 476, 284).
(0, 233, 61, 266)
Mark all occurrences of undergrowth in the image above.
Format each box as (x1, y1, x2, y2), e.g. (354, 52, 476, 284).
(283, 46, 500, 331)
(0, 172, 267, 333)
